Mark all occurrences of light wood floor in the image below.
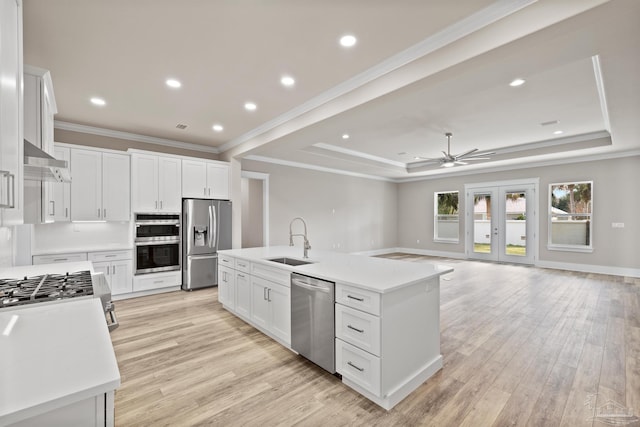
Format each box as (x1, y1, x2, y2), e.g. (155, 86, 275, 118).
(110, 255, 640, 426)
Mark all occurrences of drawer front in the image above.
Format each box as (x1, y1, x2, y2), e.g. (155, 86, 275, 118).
(33, 253, 88, 265)
(251, 262, 289, 286)
(88, 250, 133, 263)
(336, 339, 381, 396)
(335, 304, 381, 356)
(133, 271, 180, 291)
(234, 258, 251, 274)
(219, 254, 234, 268)
(335, 284, 380, 316)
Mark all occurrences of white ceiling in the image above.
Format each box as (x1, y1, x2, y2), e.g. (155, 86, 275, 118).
(23, 0, 640, 181)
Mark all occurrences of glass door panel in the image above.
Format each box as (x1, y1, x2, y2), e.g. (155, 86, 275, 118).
(504, 191, 527, 257)
(473, 192, 493, 255)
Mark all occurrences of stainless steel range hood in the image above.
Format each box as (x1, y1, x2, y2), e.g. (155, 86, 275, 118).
(23, 139, 71, 182)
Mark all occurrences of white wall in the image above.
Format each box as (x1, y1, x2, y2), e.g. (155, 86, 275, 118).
(31, 221, 132, 254)
(242, 160, 398, 254)
(0, 227, 13, 267)
(398, 155, 640, 270)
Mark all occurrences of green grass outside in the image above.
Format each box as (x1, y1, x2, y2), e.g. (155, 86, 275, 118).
(474, 243, 526, 256)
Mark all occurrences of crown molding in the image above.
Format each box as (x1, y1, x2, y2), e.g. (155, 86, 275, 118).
(220, 0, 537, 154)
(243, 155, 396, 183)
(592, 55, 611, 133)
(54, 120, 219, 154)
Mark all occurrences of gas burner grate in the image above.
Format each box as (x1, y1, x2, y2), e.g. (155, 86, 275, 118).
(0, 270, 94, 309)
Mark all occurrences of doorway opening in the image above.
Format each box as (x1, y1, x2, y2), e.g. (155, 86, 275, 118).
(465, 179, 538, 264)
(241, 171, 269, 248)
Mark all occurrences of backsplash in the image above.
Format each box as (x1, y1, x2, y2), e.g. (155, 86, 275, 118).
(0, 227, 13, 267)
(32, 221, 133, 254)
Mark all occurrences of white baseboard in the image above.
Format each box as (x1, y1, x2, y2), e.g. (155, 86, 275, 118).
(112, 286, 180, 300)
(536, 260, 640, 278)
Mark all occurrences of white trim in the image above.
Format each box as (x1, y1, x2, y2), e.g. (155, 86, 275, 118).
(54, 120, 219, 154)
(244, 155, 395, 182)
(220, 0, 537, 154)
(536, 260, 640, 279)
(592, 55, 611, 133)
(241, 170, 270, 247)
(311, 143, 406, 168)
(465, 177, 540, 189)
(396, 149, 640, 183)
(350, 248, 399, 257)
(395, 247, 467, 260)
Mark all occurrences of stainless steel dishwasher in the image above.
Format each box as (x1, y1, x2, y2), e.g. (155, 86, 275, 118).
(291, 272, 336, 373)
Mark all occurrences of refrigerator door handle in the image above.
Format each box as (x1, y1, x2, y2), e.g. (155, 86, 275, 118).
(210, 204, 217, 249)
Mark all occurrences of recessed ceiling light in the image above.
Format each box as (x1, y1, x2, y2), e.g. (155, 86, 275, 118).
(166, 79, 181, 88)
(339, 34, 357, 48)
(280, 75, 295, 87)
(212, 124, 224, 132)
(244, 102, 257, 111)
(342, 134, 350, 140)
(509, 78, 526, 87)
(553, 130, 564, 135)
(90, 97, 106, 106)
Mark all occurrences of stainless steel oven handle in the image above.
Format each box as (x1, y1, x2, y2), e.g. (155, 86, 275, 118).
(135, 240, 179, 246)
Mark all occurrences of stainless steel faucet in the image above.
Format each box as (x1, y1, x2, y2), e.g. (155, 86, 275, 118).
(289, 217, 311, 258)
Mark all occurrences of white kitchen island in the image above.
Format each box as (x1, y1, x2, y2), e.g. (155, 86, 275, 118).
(218, 246, 452, 410)
(0, 266, 120, 427)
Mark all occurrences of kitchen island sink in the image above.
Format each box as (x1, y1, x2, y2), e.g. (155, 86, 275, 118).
(266, 257, 315, 266)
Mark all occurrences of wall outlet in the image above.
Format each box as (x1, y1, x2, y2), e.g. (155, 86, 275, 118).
(611, 222, 625, 228)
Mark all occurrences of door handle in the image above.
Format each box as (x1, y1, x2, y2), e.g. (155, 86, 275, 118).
(98, 208, 101, 218)
(104, 208, 107, 219)
(112, 265, 116, 275)
(267, 288, 271, 302)
(0, 171, 15, 208)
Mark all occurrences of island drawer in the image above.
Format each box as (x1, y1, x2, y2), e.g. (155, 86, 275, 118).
(336, 339, 380, 396)
(251, 262, 289, 286)
(88, 250, 132, 262)
(234, 258, 251, 274)
(33, 252, 88, 265)
(335, 304, 381, 356)
(219, 254, 234, 268)
(335, 284, 380, 316)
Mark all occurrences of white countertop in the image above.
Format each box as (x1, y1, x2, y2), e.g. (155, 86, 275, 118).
(219, 246, 453, 293)
(0, 261, 95, 279)
(0, 298, 121, 425)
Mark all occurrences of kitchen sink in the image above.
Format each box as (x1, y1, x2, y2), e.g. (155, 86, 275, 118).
(266, 257, 315, 266)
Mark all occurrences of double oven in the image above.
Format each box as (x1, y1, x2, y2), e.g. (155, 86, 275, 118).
(134, 213, 181, 275)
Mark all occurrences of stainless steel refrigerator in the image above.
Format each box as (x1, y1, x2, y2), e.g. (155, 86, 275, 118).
(182, 199, 232, 290)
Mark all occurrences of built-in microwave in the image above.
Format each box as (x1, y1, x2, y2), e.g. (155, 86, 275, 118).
(134, 213, 180, 274)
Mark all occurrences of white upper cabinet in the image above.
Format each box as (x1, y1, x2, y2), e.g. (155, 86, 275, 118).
(131, 153, 181, 213)
(70, 148, 130, 221)
(0, 0, 23, 226)
(182, 159, 229, 199)
(47, 145, 70, 221)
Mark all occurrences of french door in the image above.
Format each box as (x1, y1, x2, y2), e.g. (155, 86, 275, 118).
(465, 181, 537, 264)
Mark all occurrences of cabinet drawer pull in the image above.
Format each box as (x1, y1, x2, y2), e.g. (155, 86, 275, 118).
(347, 295, 364, 302)
(53, 258, 68, 262)
(347, 361, 364, 372)
(347, 325, 364, 333)
(238, 262, 246, 267)
(105, 255, 116, 258)
(153, 280, 163, 284)
(237, 274, 245, 278)
(263, 287, 267, 300)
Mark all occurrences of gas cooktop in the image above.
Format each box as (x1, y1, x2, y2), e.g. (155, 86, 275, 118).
(0, 270, 94, 309)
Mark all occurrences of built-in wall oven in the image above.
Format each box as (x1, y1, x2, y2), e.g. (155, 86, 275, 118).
(134, 213, 181, 274)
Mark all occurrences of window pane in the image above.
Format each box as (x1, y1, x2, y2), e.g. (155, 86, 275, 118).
(550, 182, 592, 247)
(505, 192, 526, 256)
(434, 192, 459, 241)
(473, 193, 491, 253)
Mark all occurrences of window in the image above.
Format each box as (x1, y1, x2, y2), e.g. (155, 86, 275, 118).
(549, 181, 593, 251)
(434, 191, 459, 243)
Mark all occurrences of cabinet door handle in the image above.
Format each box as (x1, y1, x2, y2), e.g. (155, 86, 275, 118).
(237, 274, 245, 278)
(50, 200, 55, 216)
(204, 187, 207, 196)
(155, 201, 158, 209)
(267, 288, 271, 302)
(347, 325, 364, 333)
(208, 188, 211, 196)
(65, 207, 68, 218)
(347, 361, 364, 372)
(0, 171, 15, 208)
(103, 208, 107, 218)
(347, 295, 364, 302)
(112, 265, 116, 274)
(263, 287, 267, 300)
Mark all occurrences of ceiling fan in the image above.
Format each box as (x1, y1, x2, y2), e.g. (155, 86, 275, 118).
(422, 132, 495, 168)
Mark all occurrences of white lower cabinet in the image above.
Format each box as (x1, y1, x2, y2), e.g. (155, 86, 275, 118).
(89, 250, 133, 296)
(218, 265, 235, 310)
(132, 271, 181, 292)
(336, 339, 381, 395)
(10, 391, 114, 427)
(217, 255, 291, 346)
(234, 271, 251, 318)
(33, 252, 87, 265)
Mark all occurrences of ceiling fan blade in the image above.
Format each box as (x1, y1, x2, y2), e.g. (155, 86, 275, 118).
(463, 151, 496, 158)
(453, 148, 478, 159)
(462, 157, 491, 161)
